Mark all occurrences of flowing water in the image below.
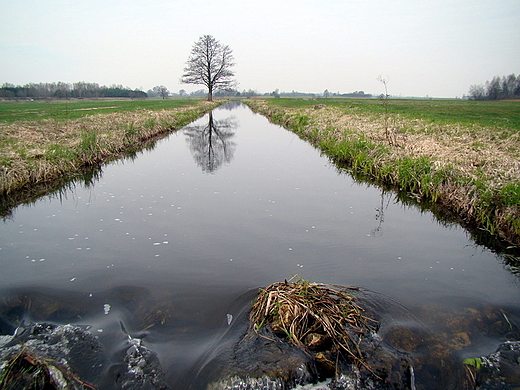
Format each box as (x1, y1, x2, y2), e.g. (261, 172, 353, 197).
(0, 102, 519, 388)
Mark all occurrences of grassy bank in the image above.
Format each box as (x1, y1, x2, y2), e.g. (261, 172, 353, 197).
(0, 99, 220, 204)
(0, 98, 204, 123)
(245, 98, 520, 249)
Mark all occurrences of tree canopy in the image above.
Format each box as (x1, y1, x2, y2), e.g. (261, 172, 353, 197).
(468, 73, 520, 100)
(0, 82, 147, 100)
(181, 35, 235, 101)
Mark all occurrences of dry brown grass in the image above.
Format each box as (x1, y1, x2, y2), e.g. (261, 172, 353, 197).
(250, 277, 376, 368)
(254, 100, 520, 187)
(246, 100, 520, 247)
(0, 101, 218, 196)
(0, 347, 96, 389)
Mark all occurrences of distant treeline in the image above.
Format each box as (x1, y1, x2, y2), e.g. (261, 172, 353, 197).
(189, 88, 373, 99)
(0, 82, 147, 100)
(468, 73, 520, 101)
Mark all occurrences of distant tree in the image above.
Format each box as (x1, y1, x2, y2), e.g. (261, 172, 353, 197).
(181, 35, 235, 101)
(190, 89, 207, 97)
(468, 73, 520, 100)
(0, 81, 146, 100)
(468, 84, 486, 100)
(152, 85, 169, 99)
(486, 76, 501, 101)
(179, 89, 187, 97)
(240, 89, 257, 98)
(323, 89, 330, 98)
(501, 74, 517, 99)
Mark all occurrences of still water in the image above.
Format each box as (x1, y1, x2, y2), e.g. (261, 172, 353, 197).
(1, 102, 519, 388)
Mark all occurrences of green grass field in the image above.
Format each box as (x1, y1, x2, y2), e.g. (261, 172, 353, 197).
(267, 98, 520, 133)
(0, 98, 202, 123)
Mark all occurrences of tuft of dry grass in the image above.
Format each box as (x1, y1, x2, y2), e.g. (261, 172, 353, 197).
(250, 277, 376, 368)
(0, 347, 96, 390)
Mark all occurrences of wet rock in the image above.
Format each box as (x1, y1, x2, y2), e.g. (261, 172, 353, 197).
(464, 341, 520, 389)
(0, 323, 105, 389)
(115, 335, 170, 390)
(204, 325, 415, 390)
(0, 289, 100, 324)
(204, 325, 316, 387)
(0, 322, 169, 390)
(200, 281, 422, 390)
(208, 375, 285, 390)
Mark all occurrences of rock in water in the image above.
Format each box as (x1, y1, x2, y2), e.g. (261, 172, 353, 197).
(464, 341, 520, 389)
(0, 323, 105, 389)
(0, 322, 170, 390)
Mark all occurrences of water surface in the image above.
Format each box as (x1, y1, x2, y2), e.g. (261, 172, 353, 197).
(1, 102, 518, 388)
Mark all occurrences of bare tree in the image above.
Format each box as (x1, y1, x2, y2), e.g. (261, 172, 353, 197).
(181, 35, 235, 101)
(468, 84, 486, 100)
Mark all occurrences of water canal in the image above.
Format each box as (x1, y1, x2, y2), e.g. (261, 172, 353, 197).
(0, 102, 519, 388)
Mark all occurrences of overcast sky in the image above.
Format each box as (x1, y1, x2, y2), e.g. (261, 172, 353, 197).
(1, 0, 519, 97)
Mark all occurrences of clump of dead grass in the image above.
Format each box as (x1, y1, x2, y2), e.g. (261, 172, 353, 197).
(0, 346, 96, 390)
(250, 277, 376, 368)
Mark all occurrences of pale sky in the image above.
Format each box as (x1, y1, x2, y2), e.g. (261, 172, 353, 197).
(1, 0, 519, 98)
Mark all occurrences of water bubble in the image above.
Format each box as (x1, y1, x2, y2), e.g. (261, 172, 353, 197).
(103, 304, 111, 315)
(70, 277, 76, 282)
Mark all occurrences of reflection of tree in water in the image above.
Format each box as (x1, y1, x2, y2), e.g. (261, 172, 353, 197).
(183, 111, 237, 173)
(371, 190, 392, 236)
